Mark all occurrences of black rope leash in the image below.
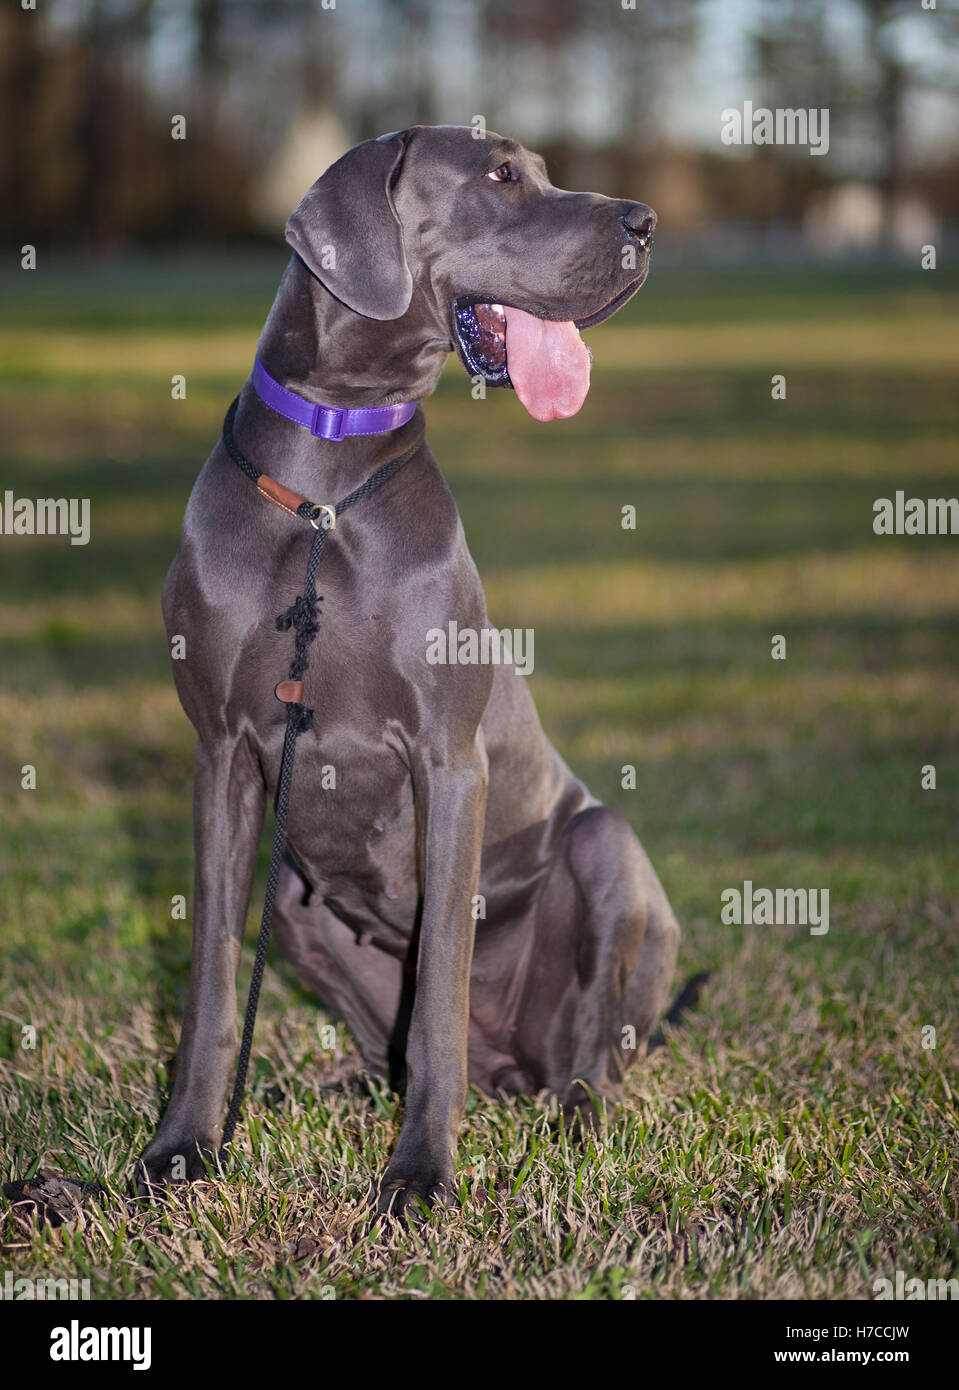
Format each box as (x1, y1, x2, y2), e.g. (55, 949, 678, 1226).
(217, 395, 421, 1157)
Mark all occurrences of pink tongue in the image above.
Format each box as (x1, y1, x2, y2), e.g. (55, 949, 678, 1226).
(503, 306, 591, 421)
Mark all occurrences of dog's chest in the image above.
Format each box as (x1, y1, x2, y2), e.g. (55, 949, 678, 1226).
(280, 723, 420, 932)
(246, 585, 420, 889)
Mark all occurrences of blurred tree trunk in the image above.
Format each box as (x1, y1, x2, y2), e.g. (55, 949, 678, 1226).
(1, 8, 42, 242)
(861, 0, 909, 248)
(189, 0, 225, 239)
(75, 0, 113, 244)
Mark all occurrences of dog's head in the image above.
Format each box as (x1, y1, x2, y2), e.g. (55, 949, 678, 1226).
(285, 125, 655, 421)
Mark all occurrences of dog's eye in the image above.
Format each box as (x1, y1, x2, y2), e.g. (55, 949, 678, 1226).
(486, 162, 513, 183)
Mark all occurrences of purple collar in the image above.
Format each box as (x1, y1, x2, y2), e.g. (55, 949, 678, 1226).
(252, 357, 417, 442)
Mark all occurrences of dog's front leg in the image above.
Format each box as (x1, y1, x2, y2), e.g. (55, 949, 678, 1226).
(376, 735, 489, 1219)
(137, 735, 265, 1192)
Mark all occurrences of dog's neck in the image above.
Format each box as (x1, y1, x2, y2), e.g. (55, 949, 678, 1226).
(255, 255, 451, 410)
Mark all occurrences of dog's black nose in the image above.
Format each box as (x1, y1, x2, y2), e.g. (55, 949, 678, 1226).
(622, 204, 657, 252)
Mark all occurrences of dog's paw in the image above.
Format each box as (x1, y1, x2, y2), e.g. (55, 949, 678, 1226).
(371, 1166, 456, 1224)
(135, 1138, 219, 1198)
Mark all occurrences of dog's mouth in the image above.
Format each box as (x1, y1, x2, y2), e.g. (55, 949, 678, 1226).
(452, 277, 644, 422)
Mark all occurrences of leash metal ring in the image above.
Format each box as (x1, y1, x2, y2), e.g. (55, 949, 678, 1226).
(308, 503, 336, 531)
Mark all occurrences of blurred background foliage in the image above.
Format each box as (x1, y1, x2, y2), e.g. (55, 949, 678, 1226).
(1, 0, 958, 256)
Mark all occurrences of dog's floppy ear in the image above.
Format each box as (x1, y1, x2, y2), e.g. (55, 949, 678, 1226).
(285, 131, 414, 321)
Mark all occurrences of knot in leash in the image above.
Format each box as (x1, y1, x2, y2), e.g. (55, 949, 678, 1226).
(276, 592, 321, 636)
(276, 592, 322, 651)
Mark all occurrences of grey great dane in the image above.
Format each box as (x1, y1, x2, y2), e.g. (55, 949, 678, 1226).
(138, 125, 680, 1218)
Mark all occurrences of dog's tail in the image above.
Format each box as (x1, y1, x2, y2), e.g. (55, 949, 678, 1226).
(647, 970, 711, 1052)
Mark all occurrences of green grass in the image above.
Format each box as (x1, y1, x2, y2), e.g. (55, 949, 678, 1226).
(0, 256, 957, 1300)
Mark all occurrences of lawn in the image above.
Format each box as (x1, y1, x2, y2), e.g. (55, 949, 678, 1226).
(0, 256, 956, 1299)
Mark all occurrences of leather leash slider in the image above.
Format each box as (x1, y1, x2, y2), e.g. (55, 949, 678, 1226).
(256, 476, 335, 532)
(275, 680, 304, 703)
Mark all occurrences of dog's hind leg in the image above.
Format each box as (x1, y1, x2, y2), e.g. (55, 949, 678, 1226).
(272, 857, 406, 1082)
(513, 805, 679, 1120)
